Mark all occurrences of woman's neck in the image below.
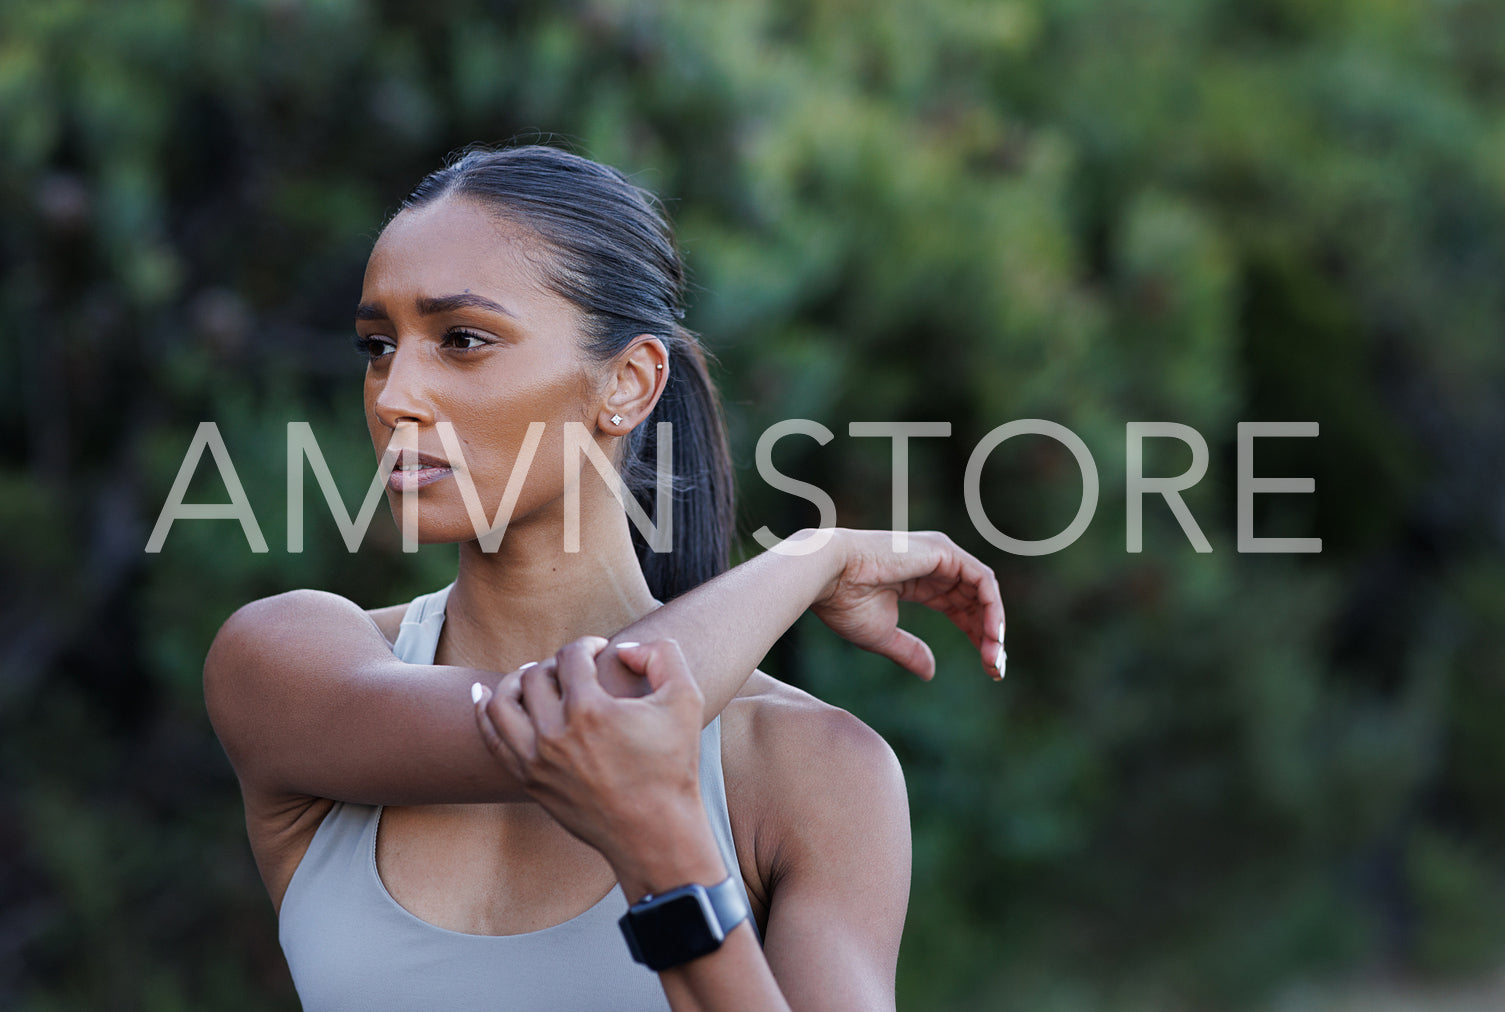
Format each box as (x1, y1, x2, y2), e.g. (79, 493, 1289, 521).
(437, 491, 660, 673)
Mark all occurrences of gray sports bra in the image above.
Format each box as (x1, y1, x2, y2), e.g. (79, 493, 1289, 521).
(277, 585, 752, 1011)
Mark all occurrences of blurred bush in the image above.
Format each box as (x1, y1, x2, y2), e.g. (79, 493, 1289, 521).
(1, 0, 1503, 1008)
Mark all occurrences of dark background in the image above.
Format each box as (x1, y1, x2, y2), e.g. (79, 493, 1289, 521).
(2, 0, 1504, 1008)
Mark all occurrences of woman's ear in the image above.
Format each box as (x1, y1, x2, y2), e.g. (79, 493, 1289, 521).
(599, 337, 669, 434)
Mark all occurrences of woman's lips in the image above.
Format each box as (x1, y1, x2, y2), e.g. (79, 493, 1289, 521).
(385, 451, 454, 492)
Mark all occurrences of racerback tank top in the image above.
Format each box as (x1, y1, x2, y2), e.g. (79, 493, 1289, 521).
(277, 585, 753, 1011)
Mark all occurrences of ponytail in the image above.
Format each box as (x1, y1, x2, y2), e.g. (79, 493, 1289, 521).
(625, 332, 734, 600)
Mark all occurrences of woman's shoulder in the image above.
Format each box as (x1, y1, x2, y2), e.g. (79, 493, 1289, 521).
(212, 589, 406, 649)
(724, 673, 898, 767)
(720, 671, 906, 829)
(205, 590, 405, 759)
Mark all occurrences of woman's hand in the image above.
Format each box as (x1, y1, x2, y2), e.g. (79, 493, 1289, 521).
(809, 529, 1006, 681)
(472, 638, 728, 899)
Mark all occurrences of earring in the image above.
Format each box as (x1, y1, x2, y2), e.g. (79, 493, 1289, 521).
(656, 363, 664, 370)
(610, 414, 624, 426)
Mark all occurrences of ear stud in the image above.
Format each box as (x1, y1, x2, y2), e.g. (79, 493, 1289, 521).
(656, 363, 664, 370)
(610, 414, 624, 426)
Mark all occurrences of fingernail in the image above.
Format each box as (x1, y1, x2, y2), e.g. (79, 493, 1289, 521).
(998, 619, 1005, 644)
(470, 682, 484, 704)
(615, 641, 640, 649)
(519, 661, 537, 670)
(996, 646, 1007, 680)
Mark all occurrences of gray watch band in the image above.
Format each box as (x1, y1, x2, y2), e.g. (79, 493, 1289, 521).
(702, 875, 750, 936)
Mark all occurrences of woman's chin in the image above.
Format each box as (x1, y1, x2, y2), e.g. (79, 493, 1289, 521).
(382, 509, 525, 549)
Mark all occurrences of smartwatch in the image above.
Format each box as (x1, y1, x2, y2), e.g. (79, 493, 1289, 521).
(618, 876, 751, 972)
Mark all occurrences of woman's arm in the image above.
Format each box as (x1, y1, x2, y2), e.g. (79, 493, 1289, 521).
(474, 637, 916, 1011)
(204, 527, 1002, 807)
(592, 527, 1006, 726)
(475, 639, 789, 1010)
(726, 686, 911, 1011)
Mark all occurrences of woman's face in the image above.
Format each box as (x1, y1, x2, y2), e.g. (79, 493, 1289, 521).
(356, 194, 604, 543)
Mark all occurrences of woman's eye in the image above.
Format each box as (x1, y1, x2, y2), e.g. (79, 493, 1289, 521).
(353, 335, 395, 359)
(444, 330, 490, 351)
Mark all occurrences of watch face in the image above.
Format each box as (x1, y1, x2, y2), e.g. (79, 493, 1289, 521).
(632, 890, 722, 962)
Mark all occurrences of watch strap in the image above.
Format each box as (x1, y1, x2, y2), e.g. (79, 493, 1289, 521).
(702, 875, 750, 939)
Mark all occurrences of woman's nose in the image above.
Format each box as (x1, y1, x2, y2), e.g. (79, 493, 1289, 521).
(372, 347, 436, 429)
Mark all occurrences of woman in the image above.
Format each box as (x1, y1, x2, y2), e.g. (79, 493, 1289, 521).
(205, 145, 1005, 1010)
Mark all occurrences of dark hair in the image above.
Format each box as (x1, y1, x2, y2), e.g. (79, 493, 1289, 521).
(399, 144, 734, 600)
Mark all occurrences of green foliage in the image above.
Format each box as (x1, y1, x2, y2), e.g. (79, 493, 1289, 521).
(2, 0, 1503, 1007)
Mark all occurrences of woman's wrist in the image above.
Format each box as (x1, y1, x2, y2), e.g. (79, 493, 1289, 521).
(607, 796, 729, 904)
(787, 526, 854, 607)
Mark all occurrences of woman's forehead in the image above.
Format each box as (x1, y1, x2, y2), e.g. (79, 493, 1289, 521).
(363, 198, 552, 306)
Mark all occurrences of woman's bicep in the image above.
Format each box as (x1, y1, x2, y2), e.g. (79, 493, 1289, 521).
(204, 590, 524, 805)
(755, 709, 912, 1012)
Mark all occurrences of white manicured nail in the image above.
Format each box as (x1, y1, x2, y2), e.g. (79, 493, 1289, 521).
(519, 661, 538, 671)
(470, 682, 484, 704)
(616, 641, 640, 649)
(996, 645, 1007, 679)
(998, 619, 1005, 644)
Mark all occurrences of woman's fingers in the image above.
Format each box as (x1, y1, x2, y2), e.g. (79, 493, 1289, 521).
(519, 659, 565, 737)
(475, 677, 537, 775)
(472, 683, 519, 779)
(616, 639, 703, 716)
(884, 623, 933, 680)
(874, 627, 937, 681)
(942, 565, 1004, 678)
(471, 683, 506, 763)
(914, 534, 1004, 678)
(975, 565, 1006, 679)
(914, 540, 1004, 679)
(554, 637, 612, 715)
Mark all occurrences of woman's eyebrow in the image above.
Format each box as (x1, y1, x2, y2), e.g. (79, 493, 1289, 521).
(416, 293, 518, 318)
(354, 293, 519, 321)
